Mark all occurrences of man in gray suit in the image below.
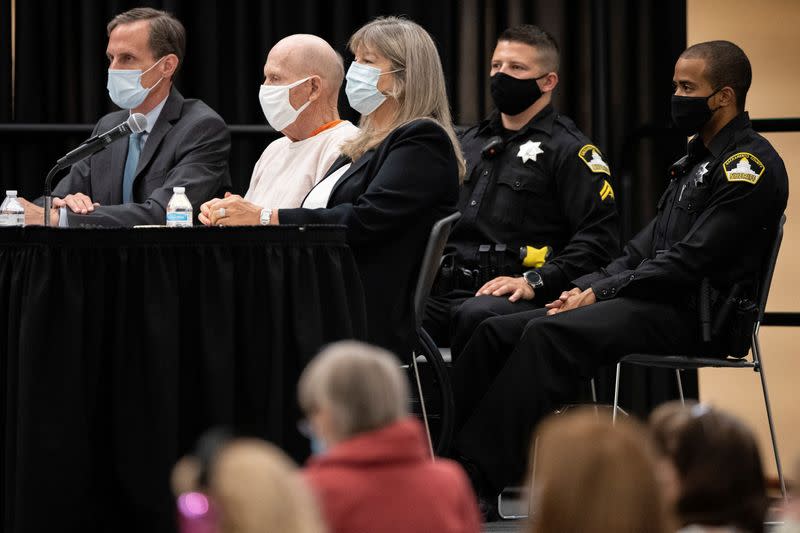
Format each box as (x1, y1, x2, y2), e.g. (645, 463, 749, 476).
(22, 7, 231, 227)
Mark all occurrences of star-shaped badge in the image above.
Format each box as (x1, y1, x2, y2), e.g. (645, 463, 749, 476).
(517, 140, 544, 164)
(695, 162, 709, 185)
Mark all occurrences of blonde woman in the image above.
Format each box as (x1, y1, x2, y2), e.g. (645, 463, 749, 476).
(204, 16, 464, 357)
(528, 408, 674, 533)
(172, 436, 326, 533)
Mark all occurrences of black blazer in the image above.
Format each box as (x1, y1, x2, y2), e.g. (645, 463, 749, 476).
(49, 87, 231, 227)
(281, 119, 460, 357)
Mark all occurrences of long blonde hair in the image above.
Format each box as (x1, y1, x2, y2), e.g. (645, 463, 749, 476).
(340, 16, 466, 180)
(528, 408, 674, 533)
(211, 439, 326, 533)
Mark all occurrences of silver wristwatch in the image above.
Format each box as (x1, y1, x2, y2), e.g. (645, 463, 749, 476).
(260, 208, 272, 225)
(523, 270, 544, 290)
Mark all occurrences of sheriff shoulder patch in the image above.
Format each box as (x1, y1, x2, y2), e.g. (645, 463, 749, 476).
(723, 152, 765, 185)
(600, 180, 615, 201)
(578, 144, 611, 175)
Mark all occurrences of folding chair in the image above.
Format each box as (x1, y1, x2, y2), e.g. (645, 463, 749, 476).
(409, 211, 461, 457)
(612, 215, 788, 500)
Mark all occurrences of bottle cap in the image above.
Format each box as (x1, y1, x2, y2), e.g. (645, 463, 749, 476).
(6, 190, 17, 196)
(173, 187, 186, 193)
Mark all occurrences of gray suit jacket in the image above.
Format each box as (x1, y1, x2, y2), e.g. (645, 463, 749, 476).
(50, 87, 231, 227)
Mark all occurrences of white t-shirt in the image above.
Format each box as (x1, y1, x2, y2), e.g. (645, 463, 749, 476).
(244, 121, 359, 208)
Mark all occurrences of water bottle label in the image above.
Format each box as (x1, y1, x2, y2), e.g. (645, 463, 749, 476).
(166, 211, 192, 227)
(166, 212, 190, 222)
(0, 214, 24, 227)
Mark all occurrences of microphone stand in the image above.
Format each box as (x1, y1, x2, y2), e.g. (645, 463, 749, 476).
(40, 114, 146, 227)
(43, 164, 65, 227)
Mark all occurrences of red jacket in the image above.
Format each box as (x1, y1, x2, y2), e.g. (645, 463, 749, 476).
(303, 417, 481, 533)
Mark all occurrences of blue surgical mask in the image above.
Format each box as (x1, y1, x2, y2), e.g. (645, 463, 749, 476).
(107, 57, 165, 109)
(310, 435, 327, 456)
(345, 62, 402, 116)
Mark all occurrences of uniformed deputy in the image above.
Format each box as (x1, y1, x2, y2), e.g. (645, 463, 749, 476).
(423, 25, 620, 355)
(451, 40, 789, 501)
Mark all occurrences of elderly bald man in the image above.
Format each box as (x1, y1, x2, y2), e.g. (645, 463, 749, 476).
(200, 34, 358, 225)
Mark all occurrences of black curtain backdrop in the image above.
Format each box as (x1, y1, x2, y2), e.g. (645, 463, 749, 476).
(1, 1, 692, 413)
(0, 225, 368, 532)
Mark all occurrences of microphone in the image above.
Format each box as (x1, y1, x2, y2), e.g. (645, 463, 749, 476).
(481, 136, 505, 159)
(43, 113, 147, 227)
(56, 113, 148, 169)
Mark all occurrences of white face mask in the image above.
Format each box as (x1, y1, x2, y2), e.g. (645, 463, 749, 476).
(107, 57, 165, 110)
(345, 62, 401, 116)
(258, 77, 312, 131)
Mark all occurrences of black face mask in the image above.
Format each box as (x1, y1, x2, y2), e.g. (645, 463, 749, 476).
(490, 72, 547, 116)
(671, 89, 721, 136)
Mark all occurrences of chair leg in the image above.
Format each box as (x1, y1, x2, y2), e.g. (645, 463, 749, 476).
(411, 351, 435, 459)
(590, 378, 598, 403)
(612, 363, 621, 424)
(675, 369, 685, 405)
(752, 330, 788, 501)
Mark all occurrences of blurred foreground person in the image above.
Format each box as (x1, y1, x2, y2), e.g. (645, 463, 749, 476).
(172, 431, 325, 533)
(527, 408, 674, 533)
(651, 402, 769, 533)
(298, 341, 481, 532)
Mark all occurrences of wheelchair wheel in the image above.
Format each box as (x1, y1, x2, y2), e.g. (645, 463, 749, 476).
(408, 327, 454, 455)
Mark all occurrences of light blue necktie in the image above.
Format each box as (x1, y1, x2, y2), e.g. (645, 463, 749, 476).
(122, 132, 144, 204)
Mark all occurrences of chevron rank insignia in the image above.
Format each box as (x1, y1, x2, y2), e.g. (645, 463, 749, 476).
(578, 144, 611, 175)
(599, 180, 615, 201)
(723, 152, 764, 185)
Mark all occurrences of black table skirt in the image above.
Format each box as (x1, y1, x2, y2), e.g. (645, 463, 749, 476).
(0, 225, 367, 532)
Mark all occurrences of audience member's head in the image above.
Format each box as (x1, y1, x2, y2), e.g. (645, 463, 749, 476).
(171, 431, 325, 533)
(528, 408, 673, 533)
(211, 439, 325, 533)
(650, 402, 768, 533)
(298, 340, 408, 451)
(260, 34, 344, 139)
(340, 16, 466, 178)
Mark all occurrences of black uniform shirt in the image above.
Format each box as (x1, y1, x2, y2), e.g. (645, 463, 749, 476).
(448, 105, 621, 301)
(575, 112, 788, 301)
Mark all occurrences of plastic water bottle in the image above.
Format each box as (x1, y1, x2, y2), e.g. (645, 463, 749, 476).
(166, 187, 193, 227)
(0, 190, 25, 227)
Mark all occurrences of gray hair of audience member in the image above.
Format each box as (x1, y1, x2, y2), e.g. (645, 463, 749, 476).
(267, 34, 345, 107)
(650, 401, 768, 533)
(298, 341, 409, 440)
(210, 438, 326, 533)
(339, 16, 466, 180)
(528, 407, 674, 533)
(107, 8, 186, 72)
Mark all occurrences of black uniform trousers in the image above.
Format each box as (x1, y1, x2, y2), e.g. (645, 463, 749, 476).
(451, 296, 700, 492)
(424, 292, 541, 356)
